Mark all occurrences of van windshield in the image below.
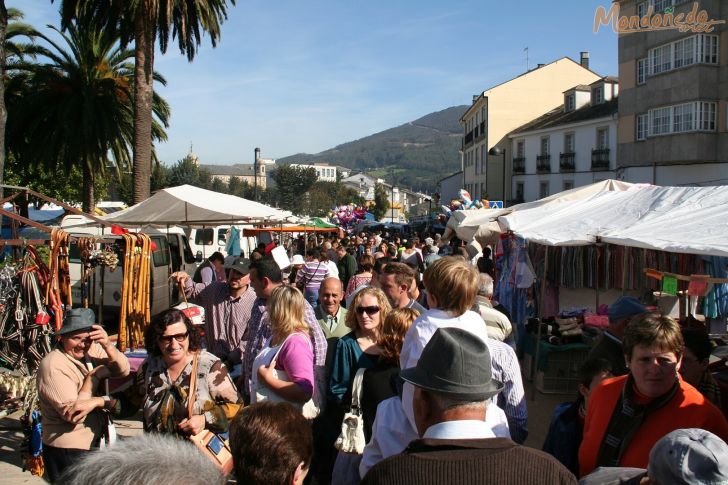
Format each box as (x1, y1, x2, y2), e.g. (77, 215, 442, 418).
(195, 228, 214, 245)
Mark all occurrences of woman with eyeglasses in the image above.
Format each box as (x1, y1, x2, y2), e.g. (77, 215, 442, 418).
(579, 312, 728, 478)
(139, 309, 242, 437)
(37, 308, 130, 482)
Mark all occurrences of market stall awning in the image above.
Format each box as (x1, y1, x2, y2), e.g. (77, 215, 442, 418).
(243, 225, 340, 236)
(101, 185, 292, 227)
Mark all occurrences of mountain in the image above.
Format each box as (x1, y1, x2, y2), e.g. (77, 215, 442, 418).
(277, 105, 469, 193)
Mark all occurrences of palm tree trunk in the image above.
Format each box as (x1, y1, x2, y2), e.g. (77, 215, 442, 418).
(132, 10, 155, 204)
(0, 1, 7, 202)
(82, 162, 95, 213)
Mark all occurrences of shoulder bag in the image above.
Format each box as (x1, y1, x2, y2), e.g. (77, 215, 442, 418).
(186, 352, 234, 475)
(254, 333, 320, 419)
(334, 367, 366, 454)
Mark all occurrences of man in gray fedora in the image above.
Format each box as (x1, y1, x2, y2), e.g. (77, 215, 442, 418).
(361, 327, 576, 485)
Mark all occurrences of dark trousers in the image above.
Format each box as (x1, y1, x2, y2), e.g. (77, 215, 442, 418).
(43, 443, 88, 483)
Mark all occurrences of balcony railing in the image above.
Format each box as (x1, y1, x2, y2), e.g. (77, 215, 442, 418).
(512, 157, 525, 174)
(560, 152, 575, 172)
(536, 154, 551, 173)
(464, 131, 473, 146)
(591, 148, 610, 170)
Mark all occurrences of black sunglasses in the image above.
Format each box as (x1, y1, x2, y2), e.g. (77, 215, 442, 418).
(356, 305, 380, 315)
(158, 332, 189, 344)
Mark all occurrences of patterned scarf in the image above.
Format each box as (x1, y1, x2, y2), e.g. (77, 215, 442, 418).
(595, 374, 679, 468)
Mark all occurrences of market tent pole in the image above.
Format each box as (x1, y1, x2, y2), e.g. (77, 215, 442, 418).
(531, 244, 548, 402)
(622, 246, 629, 295)
(595, 239, 601, 312)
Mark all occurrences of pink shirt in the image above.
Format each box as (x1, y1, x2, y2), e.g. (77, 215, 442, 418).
(275, 332, 314, 396)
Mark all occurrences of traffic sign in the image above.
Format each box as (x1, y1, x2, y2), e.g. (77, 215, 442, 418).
(489, 201, 504, 209)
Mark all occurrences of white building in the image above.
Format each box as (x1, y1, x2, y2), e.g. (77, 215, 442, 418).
(509, 77, 618, 203)
(438, 171, 463, 205)
(340, 173, 430, 222)
(289, 163, 339, 182)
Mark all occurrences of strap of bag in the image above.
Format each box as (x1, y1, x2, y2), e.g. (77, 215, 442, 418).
(187, 352, 200, 419)
(350, 368, 366, 412)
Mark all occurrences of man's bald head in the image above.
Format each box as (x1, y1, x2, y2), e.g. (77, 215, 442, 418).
(319, 277, 344, 316)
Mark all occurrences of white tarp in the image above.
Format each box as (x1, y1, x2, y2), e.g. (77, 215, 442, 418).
(499, 183, 728, 257)
(443, 180, 634, 246)
(102, 185, 292, 227)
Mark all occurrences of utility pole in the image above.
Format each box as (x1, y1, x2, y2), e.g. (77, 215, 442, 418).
(390, 168, 395, 223)
(254, 147, 260, 201)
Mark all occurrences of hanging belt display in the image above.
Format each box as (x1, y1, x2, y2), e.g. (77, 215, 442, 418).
(118, 233, 152, 351)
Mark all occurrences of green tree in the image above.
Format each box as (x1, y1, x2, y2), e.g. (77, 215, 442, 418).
(271, 165, 317, 214)
(6, 20, 169, 212)
(57, 0, 236, 205)
(371, 182, 390, 221)
(211, 177, 226, 193)
(168, 157, 202, 187)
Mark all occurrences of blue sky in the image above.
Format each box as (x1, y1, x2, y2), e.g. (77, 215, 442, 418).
(12, 0, 617, 166)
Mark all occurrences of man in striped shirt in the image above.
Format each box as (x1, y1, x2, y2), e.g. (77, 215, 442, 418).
(295, 248, 329, 308)
(173, 258, 256, 369)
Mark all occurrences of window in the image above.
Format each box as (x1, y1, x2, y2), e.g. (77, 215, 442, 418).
(650, 44, 672, 74)
(637, 114, 649, 141)
(699, 34, 719, 64)
(539, 181, 550, 199)
(195, 228, 214, 245)
(637, 58, 648, 85)
(596, 127, 609, 149)
(674, 36, 695, 68)
(540, 136, 550, 156)
(648, 101, 717, 136)
(475, 149, 481, 175)
(565, 94, 575, 112)
(481, 146, 486, 173)
(592, 86, 604, 105)
(563, 180, 574, 191)
(564, 133, 575, 153)
(516, 183, 524, 201)
(653, 0, 672, 12)
(698, 102, 716, 131)
(516, 140, 525, 158)
(650, 106, 672, 136)
(673, 103, 694, 133)
(637, 1, 648, 18)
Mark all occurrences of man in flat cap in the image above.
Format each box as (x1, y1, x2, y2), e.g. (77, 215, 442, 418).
(361, 327, 575, 485)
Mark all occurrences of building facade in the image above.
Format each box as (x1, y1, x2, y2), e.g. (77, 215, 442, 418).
(509, 78, 619, 203)
(460, 55, 602, 204)
(289, 162, 340, 182)
(340, 173, 430, 222)
(616, 0, 728, 185)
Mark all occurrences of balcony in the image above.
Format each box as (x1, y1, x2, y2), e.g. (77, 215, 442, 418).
(476, 121, 486, 141)
(591, 148, 610, 170)
(512, 157, 525, 174)
(536, 154, 551, 173)
(559, 152, 575, 172)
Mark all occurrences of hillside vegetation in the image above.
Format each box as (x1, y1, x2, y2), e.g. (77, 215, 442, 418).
(277, 105, 468, 192)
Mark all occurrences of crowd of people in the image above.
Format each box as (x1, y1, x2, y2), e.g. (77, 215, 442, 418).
(34, 230, 728, 484)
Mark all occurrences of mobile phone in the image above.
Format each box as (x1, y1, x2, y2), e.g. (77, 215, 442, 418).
(207, 435, 225, 455)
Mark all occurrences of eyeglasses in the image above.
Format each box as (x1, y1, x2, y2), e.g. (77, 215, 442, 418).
(158, 332, 189, 344)
(356, 305, 380, 316)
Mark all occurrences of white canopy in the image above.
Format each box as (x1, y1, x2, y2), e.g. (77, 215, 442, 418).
(498, 183, 728, 257)
(102, 185, 292, 227)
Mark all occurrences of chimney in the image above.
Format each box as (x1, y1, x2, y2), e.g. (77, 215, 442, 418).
(580, 51, 590, 69)
(537, 63, 545, 68)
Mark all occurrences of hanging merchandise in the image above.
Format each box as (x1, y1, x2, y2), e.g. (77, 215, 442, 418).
(662, 275, 678, 295)
(47, 229, 72, 332)
(118, 233, 152, 351)
(687, 275, 710, 297)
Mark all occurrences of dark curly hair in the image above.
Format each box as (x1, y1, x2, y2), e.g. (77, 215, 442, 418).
(144, 309, 201, 357)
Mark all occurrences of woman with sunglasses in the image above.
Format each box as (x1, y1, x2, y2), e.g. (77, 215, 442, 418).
(37, 308, 130, 482)
(329, 287, 392, 407)
(140, 309, 242, 437)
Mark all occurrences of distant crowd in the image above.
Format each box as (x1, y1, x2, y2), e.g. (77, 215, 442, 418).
(36, 230, 728, 484)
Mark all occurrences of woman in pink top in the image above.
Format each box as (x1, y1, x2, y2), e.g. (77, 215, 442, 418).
(346, 254, 374, 299)
(252, 286, 316, 415)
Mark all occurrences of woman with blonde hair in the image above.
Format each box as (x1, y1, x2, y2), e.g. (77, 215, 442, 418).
(329, 287, 392, 405)
(251, 286, 315, 409)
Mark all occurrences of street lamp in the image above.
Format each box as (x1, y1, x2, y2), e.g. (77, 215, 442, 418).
(488, 147, 507, 206)
(390, 168, 395, 223)
(254, 147, 260, 201)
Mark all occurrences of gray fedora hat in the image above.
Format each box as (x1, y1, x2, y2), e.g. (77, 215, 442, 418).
(400, 327, 503, 400)
(54, 307, 96, 336)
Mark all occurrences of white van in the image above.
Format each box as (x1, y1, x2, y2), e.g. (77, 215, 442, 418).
(61, 216, 199, 326)
(186, 225, 257, 261)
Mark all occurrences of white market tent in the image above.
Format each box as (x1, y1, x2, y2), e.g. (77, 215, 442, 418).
(498, 183, 728, 258)
(101, 185, 292, 227)
(443, 180, 634, 247)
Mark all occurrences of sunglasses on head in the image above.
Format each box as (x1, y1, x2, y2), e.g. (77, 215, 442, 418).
(356, 305, 380, 315)
(158, 332, 189, 344)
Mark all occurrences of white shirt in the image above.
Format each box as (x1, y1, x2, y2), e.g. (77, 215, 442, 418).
(360, 397, 510, 478)
(323, 260, 339, 280)
(423, 420, 496, 440)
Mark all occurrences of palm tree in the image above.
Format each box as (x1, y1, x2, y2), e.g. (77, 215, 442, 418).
(56, 0, 236, 204)
(6, 20, 170, 211)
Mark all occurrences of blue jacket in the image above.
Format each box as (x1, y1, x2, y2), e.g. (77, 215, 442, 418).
(542, 399, 582, 476)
